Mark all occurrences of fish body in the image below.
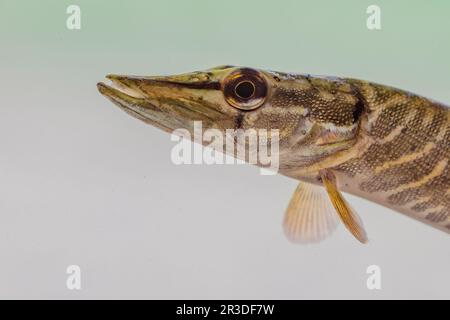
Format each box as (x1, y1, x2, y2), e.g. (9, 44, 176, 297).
(97, 66, 450, 242)
(334, 80, 449, 234)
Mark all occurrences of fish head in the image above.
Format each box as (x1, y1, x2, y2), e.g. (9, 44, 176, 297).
(97, 66, 364, 173)
(97, 65, 250, 134)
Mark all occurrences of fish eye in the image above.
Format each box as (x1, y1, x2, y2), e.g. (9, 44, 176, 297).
(223, 68, 267, 110)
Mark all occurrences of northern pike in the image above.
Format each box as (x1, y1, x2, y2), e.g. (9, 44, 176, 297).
(97, 66, 450, 243)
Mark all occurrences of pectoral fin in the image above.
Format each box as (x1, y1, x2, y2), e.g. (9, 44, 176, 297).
(320, 170, 368, 244)
(283, 182, 339, 243)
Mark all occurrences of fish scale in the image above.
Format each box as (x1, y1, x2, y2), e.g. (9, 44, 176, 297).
(335, 80, 450, 232)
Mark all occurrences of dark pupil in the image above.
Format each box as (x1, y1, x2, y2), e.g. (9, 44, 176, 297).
(235, 81, 255, 99)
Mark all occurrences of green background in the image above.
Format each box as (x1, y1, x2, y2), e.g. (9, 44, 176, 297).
(2, 0, 450, 99)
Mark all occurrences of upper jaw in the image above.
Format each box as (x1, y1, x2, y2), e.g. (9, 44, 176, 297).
(97, 77, 145, 105)
(97, 80, 180, 132)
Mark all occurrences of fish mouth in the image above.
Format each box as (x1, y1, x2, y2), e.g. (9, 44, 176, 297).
(97, 76, 175, 132)
(97, 73, 230, 133)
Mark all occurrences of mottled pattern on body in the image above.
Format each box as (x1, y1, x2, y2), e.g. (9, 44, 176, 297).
(335, 81, 450, 229)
